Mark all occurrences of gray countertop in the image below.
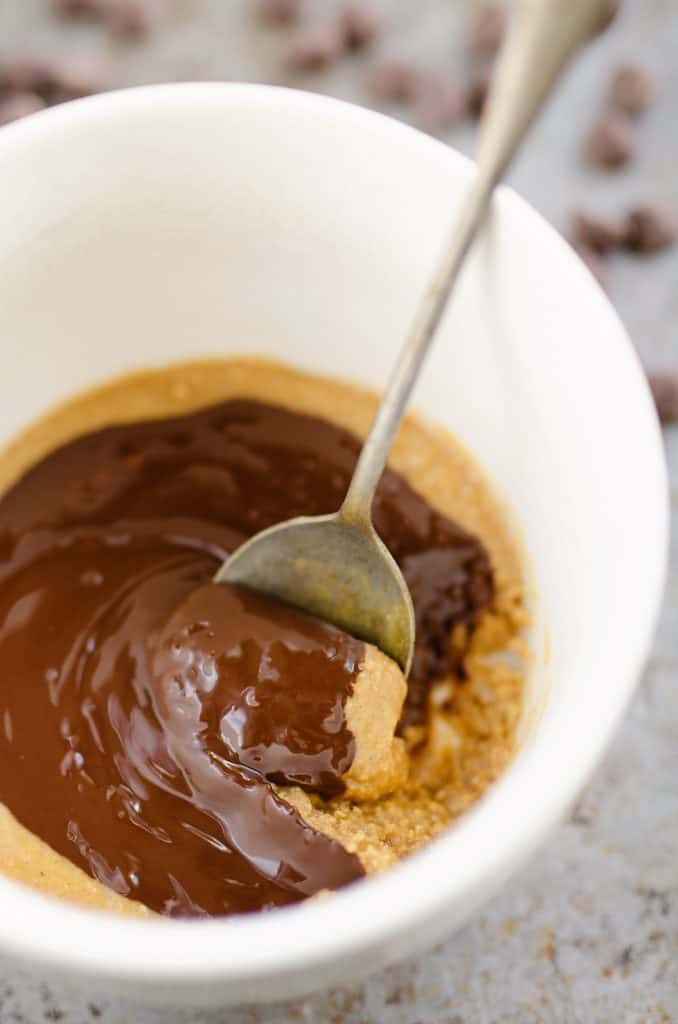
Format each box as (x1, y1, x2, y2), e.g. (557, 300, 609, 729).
(0, 1, 676, 1021)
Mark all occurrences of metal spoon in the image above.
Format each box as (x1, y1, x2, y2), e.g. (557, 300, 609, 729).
(216, 0, 611, 675)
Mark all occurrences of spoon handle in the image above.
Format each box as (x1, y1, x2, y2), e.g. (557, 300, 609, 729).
(340, 0, 611, 526)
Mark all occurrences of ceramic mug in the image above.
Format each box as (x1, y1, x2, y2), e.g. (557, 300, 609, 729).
(0, 84, 667, 1007)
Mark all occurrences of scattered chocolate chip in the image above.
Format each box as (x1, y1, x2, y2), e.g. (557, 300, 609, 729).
(340, 3, 382, 51)
(255, 0, 303, 25)
(287, 24, 343, 71)
(106, 0, 163, 39)
(648, 373, 678, 425)
(0, 91, 46, 126)
(0, 56, 60, 96)
(624, 206, 678, 253)
(593, 0, 620, 35)
(573, 211, 626, 253)
(583, 110, 633, 169)
(51, 0, 106, 16)
(609, 64, 654, 117)
(413, 73, 468, 133)
(468, 4, 505, 56)
(368, 57, 420, 103)
(574, 244, 607, 288)
(0, 53, 109, 104)
(52, 54, 111, 98)
(469, 63, 494, 117)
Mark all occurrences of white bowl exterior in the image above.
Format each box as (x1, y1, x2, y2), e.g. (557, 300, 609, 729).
(0, 85, 668, 1006)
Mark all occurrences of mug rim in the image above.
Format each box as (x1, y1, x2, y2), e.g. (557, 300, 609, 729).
(0, 81, 668, 991)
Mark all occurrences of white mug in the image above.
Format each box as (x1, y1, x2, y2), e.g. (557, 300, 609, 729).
(0, 83, 667, 1007)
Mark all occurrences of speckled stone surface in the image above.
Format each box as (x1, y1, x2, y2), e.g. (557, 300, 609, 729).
(0, 1, 677, 1021)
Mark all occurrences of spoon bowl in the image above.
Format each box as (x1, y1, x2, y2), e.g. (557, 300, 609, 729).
(216, 511, 415, 674)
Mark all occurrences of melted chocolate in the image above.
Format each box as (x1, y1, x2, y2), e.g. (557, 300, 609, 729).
(154, 582, 361, 795)
(0, 398, 493, 917)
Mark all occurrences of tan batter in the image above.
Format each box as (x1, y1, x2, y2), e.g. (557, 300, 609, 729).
(0, 358, 527, 913)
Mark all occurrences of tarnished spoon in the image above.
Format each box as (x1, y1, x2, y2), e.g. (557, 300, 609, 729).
(216, 0, 612, 674)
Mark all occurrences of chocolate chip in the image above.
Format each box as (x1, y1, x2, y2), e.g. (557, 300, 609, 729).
(52, 54, 111, 98)
(593, 0, 620, 35)
(648, 373, 678, 425)
(287, 24, 344, 71)
(469, 64, 494, 117)
(255, 0, 303, 25)
(112, 0, 163, 37)
(468, 5, 505, 56)
(51, 0, 106, 16)
(0, 56, 60, 96)
(340, 3, 382, 51)
(54, 0, 165, 37)
(0, 53, 109, 103)
(624, 206, 678, 253)
(368, 57, 420, 103)
(413, 73, 469, 133)
(574, 244, 607, 288)
(573, 211, 626, 253)
(583, 111, 633, 169)
(107, 3, 148, 38)
(0, 91, 46, 126)
(609, 65, 654, 117)
(106, 0, 163, 39)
